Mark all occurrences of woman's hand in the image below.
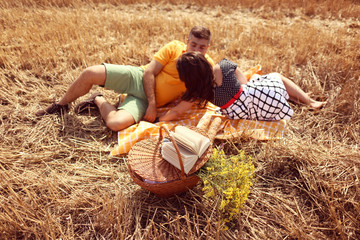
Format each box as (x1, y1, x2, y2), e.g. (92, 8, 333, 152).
(159, 101, 193, 122)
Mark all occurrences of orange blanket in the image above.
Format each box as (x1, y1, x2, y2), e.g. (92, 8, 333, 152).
(111, 102, 286, 156)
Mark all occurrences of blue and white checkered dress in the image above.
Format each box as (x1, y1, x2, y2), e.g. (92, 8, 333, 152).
(213, 59, 293, 121)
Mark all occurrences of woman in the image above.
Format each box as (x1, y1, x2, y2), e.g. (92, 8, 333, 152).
(159, 52, 326, 122)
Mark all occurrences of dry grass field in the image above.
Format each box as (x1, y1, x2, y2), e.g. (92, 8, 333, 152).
(1, 0, 360, 239)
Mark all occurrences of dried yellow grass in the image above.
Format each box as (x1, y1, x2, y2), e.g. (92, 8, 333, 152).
(0, 0, 359, 239)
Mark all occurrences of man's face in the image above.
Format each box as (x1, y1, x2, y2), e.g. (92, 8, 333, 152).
(186, 36, 210, 55)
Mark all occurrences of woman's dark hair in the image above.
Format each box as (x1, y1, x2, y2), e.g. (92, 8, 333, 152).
(176, 52, 215, 107)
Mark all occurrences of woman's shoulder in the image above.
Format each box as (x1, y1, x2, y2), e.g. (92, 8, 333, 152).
(217, 59, 237, 76)
(213, 64, 221, 71)
(219, 58, 237, 67)
(213, 64, 222, 76)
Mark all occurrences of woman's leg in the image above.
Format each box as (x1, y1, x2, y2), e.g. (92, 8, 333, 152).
(280, 74, 327, 109)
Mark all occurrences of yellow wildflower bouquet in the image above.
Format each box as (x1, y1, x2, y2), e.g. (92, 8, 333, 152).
(197, 147, 255, 228)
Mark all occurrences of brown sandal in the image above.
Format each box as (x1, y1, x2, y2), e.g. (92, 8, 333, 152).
(36, 102, 69, 117)
(74, 92, 103, 114)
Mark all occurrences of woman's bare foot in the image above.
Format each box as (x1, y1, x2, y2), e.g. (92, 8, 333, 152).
(306, 92, 327, 110)
(309, 99, 327, 110)
(289, 92, 327, 109)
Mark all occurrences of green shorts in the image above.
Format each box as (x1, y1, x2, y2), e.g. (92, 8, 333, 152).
(103, 63, 147, 123)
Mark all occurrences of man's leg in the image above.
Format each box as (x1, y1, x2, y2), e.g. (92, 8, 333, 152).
(36, 65, 106, 116)
(58, 65, 106, 105)
(93, 95, 135, 131)
(85, 64, 147, 131)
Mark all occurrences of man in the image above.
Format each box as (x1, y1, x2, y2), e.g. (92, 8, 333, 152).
(36, 26, 214, 131)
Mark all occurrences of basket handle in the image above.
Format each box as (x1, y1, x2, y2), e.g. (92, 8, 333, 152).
(159, 125, 186, 180)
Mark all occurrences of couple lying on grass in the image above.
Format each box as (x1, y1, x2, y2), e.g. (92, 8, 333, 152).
(36, 25, 326, 131)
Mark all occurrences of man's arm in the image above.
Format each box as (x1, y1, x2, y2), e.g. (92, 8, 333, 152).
(143, 60, 164, 122)
(159, 101, 194, 122)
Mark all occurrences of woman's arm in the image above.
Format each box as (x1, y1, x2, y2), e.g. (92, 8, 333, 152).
(235, 68, 247, 85)
(159, 100, 194, 122)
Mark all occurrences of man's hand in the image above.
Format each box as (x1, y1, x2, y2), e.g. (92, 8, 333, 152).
(143, 103, 157, 122)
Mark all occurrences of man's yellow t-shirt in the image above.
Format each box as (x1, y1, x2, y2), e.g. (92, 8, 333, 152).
(141, 40, 215, 107)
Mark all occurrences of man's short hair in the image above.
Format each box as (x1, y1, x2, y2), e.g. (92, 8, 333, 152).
(189, 26, 211, 41)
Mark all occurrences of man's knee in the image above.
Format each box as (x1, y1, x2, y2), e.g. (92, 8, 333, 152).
(104, 110, 136, 131)
(81, 65, 106, 86)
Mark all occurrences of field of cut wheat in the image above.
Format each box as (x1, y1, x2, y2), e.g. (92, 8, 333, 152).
(1, 0, 359, 239)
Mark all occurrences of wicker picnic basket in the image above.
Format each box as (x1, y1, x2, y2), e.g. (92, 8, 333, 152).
(128, 116, 221, 198)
